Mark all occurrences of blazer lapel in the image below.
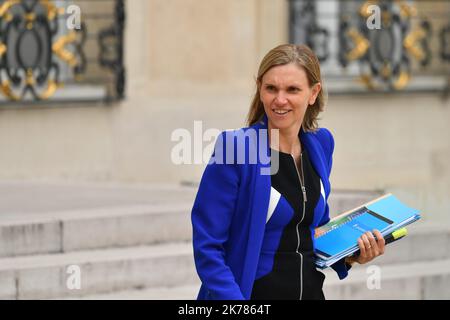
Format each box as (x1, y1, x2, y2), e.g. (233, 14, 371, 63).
(300, 129, 331, 198)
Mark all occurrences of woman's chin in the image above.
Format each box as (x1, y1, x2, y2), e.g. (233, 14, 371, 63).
(267, 118, 294, 131)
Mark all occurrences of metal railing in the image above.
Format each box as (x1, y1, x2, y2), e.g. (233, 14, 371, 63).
(0, 0, 125, 105)
(289, 0, 449, 95)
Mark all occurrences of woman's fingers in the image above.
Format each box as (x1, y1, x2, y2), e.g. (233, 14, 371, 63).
(357, 238, 366, 257)
(356, 230, 386, 264)
(361, 233, 371, 258)
(366, 231, 379, 256)
(373, 229, 385, 255)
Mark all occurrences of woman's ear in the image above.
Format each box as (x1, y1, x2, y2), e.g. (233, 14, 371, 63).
(309, 82, 321, 106)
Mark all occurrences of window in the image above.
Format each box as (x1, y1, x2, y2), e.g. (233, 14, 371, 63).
(289, 0, 449, 94)
(0, 0, 125, 104)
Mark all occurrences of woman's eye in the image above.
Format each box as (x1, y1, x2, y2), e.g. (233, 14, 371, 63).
(288, 87, 300, 92)
(266, 86, 275, 91)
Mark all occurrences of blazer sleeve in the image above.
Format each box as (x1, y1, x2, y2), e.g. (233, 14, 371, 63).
(317, 128, 352, 280)
(191, 131, 245, 300)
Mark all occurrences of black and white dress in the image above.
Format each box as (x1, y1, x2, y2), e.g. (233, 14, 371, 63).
(250, 144, 326, 300)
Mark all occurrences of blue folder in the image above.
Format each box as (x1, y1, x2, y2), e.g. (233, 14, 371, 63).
(314, 194, 421, 268)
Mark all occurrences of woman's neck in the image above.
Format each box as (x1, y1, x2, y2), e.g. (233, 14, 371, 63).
(268, 122, 302, 155)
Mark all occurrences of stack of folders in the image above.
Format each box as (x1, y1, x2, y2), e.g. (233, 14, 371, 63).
(314, 193, 421, 269)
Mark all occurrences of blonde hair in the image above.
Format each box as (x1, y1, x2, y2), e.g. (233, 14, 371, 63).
(246, 44, 326, 132)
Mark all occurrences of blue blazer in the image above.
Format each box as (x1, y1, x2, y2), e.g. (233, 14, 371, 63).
(191, 114, 350, 300)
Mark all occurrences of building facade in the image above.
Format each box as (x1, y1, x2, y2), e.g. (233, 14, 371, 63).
(0, 0, 448, 222)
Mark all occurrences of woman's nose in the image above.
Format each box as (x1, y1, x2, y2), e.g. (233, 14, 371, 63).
(274, 92, 287, 105)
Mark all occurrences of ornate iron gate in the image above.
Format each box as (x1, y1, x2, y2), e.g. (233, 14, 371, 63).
(0, 0, 125, 104)
(289, 0, 449, 94)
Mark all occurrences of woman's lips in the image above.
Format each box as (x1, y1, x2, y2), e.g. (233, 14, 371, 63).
(272, 109, 291, 116)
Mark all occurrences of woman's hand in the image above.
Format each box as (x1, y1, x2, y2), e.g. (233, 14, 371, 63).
(347, 230, 386, 265)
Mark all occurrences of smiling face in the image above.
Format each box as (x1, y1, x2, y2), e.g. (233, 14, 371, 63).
(259, 63, 321, 133)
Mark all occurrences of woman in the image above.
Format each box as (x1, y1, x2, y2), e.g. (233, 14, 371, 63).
(191, 44, 385, 300)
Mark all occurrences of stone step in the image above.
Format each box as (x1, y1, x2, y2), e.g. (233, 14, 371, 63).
(65, 259, 450, 300)
(327, 189, 383, 218)
(0, 181, 198, 258)
(322, 258, 450, 299)
(0, 242, 198, 300)
(4, 236, 447, 300)
(0, 203, 193, 258)
(0, 188, 387, 258)
(1, 212, 445, 270)
(63, 284, 201, 300)
(369, 221, 450, 265)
